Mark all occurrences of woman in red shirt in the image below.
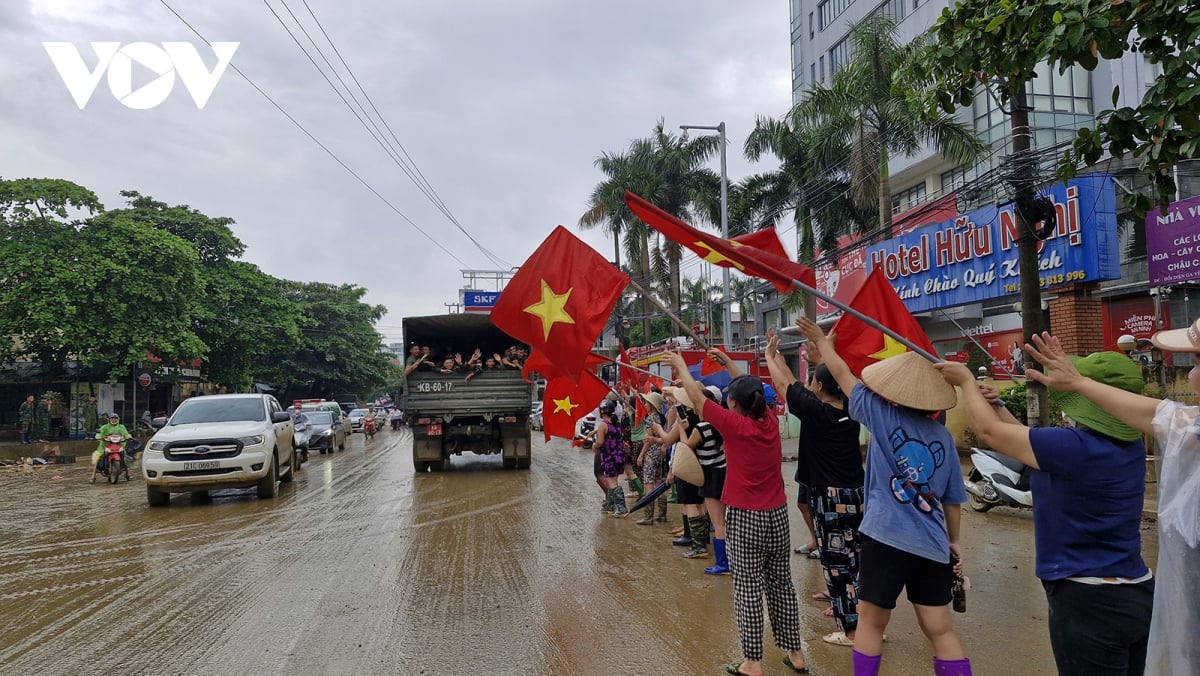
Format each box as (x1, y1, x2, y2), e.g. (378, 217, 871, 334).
(664, 351, 808, 676)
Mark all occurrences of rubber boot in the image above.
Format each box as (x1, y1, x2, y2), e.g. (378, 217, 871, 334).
(933, 657, 972, 676)
(672, 514, 692, 546)
(602, 487, 616, 514)
(632, 477, 644, 498)
(852, 650, 882, 676)
(654, 495, 668, 522)
(609, 485, 628, 517)
(635, 501, 655, 525)
(704, 538, 730, 575)
(684, 515, 709, 558)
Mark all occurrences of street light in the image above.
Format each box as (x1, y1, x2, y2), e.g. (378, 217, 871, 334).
(680, 121, 731, 347)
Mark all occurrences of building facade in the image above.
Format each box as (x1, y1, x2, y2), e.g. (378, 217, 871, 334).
(762, 0, 1200, 393)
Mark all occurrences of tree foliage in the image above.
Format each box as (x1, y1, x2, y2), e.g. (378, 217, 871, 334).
(916, 0, 1200, 214)
(0, 178, 392, 393)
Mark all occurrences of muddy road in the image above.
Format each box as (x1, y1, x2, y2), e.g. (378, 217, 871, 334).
(0, 430, 1158, 675)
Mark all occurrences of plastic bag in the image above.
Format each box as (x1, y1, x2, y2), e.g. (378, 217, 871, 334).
(1146, 402, 1200, 673)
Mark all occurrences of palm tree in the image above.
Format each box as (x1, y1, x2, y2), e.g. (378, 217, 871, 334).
(793, 14, 986, 233)
(625, 120, 722, 314)
(742, 115, 871, 262)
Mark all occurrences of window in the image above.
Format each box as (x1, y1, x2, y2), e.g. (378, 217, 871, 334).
(818, 0, 852, 30)
(941, 165, 973, 192)
(811, 62, 817, 85)
(829, 38, 850, 75)
(891, 182, 927, 215)
(872, 0, 906, 21)
(819, 55, 825, 82)
(809, 11, 815, 39)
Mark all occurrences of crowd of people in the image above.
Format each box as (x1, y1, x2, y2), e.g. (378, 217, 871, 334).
(403, 343, 528, 382)
(581, 314, 1199, 675)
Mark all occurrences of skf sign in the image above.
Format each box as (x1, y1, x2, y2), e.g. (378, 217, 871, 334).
(462, 290, 499, 314)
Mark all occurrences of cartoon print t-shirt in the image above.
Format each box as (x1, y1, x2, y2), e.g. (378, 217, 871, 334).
(850, 383, 967, 564)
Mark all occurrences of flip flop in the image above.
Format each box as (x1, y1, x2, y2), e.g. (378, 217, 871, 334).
(812, 591, 832, 601)
(724, 664, 756, 676)
(822, 631, 855, 647)
(782, 654, 810, 674)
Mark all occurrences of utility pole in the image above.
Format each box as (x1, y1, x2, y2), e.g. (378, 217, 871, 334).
(1009, 84, 1049, 427)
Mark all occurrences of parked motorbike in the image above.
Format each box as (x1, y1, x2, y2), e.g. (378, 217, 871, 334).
(965, 447, 1033, 512)
(100, 434, 130, 484)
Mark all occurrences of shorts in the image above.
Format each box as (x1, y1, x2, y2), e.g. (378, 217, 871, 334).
(701, 465, 726, 500)
(675, 476, 704, 505)
(796, 482, 811, 508)
(858, 533, 953, 609)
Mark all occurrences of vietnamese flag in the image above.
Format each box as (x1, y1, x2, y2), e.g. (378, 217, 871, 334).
(830, 268, 936, 376)
(493, 226, 629, 381)
(523, 348, 607, 383)
(731, 228, 792, 261)
(542, 371, 610, 442)
(625, 191, 815, 293)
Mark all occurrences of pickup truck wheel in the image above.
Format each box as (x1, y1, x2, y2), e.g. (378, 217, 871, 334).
(502, 457, 517, 470)
(147, 486, 170, 507)
(256, 454, 279, 499)
(280, 450, 297, 483)
(517, 458, 531, 470)
(412, 460, 429, 473)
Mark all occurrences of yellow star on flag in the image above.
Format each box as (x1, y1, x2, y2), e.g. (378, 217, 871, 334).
(552, 396, 579, 416)
(523, 279, 575, 340)
(869, 333, 909, 361)
(692, 241, 746, 271)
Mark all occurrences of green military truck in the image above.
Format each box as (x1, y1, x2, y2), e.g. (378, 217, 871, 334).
(402, 314, 534, 472)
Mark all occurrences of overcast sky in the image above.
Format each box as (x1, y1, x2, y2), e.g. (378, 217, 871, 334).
(1, 0, 792, 343)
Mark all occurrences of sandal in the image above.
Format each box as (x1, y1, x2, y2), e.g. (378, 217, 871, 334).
(724, 664, 758, 676)
(782, 654, 809, 674)
(822, 630, 855, 647)
(812, 591, 832, 601)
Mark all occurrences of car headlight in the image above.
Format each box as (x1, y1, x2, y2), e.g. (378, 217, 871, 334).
(319, 429, 332, 436)
(237, 435, 265, 446)
(148, 441, 167, 452)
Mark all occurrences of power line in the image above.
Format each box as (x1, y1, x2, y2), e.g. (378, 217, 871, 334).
(156, 0, 471, 268)
(264, 0, 511, 269)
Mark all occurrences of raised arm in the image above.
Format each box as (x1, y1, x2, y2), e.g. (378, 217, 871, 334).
(1024, 332, 1159, 435)
(796, 316, 859, 398)
(707, 348, 745, 379)
(764, 329, 797, 390)
(935, 361, 1039, 469)
(664, 352, 707, 421)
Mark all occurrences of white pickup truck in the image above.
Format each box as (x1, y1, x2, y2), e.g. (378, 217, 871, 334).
(141, 394, 298, 507)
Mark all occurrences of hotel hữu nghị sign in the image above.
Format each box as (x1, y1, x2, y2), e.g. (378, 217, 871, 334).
(864, 175, 1120, 314)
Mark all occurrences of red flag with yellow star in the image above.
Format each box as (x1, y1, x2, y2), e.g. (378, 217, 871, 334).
(542, 371, 610, 442)
(830, 268, 935, 376)
(522, 348, 607, 383)
(625, 191, 815, 293)
(492, 226, 630, 381)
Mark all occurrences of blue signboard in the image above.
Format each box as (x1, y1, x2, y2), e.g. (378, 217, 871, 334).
(463, 290, 500, 313)
(864, 175, 1119, 313)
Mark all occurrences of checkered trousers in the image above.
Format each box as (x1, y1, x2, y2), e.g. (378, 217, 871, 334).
(725, 504, 804, 661)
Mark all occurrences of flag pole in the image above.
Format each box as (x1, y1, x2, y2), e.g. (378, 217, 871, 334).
(936, 310, 1017, 379)
(782, 278, 941, 363)
(624, 278, 710, 350)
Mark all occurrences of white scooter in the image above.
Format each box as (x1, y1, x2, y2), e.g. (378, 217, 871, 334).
(965, 447, 1033, 512)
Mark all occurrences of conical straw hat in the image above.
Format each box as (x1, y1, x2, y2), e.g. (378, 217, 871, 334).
(671, 441, 705, 486)
(860, 351, 957, 412)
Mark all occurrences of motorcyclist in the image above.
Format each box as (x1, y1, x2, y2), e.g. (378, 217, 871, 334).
(92, 413, 131, 483)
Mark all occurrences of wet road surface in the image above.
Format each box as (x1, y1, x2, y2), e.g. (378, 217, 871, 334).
(0, 431, 1158, 675)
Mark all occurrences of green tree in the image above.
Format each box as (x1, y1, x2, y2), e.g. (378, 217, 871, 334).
(0, 179, 206, 382)
(916, 0, 1199, 215)
(626, 120, 722, 314)
(256, 281, 389, 398)
(97, 192, 302, 389)
(794, 14, 986, 232)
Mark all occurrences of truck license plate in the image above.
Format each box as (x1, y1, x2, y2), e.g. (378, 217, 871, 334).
(183, 461, 219, 471)
(427, 423, 442, 436)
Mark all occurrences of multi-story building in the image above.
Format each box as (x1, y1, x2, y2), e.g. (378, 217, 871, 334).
(756, 0, 1200, 386)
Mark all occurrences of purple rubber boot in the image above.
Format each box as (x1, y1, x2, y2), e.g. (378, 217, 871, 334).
(933, 657, 973, 676)
(852, 649, 882, 676)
